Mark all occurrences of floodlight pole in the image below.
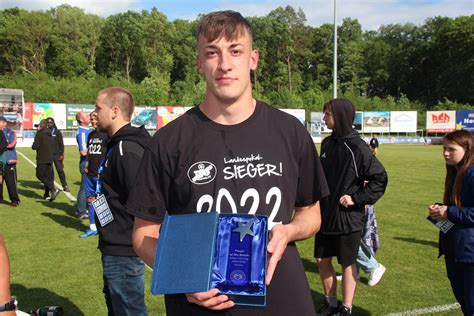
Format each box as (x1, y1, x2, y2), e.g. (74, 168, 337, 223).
(333, 0, 338, 99)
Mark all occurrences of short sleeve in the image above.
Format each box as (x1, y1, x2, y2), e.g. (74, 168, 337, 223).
(126, 146, 167, 222)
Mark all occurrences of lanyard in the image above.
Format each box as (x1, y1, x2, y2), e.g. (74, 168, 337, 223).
(95, 147, 114, 196)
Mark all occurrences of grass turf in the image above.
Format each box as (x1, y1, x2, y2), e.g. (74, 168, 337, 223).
(0, 144, 460, 315)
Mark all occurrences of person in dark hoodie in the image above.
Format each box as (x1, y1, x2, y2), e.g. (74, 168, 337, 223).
(314, 99, 388, 316)
(94, 87, 150, 316)
(32, 119, 59, 201)
(46, 117, 70, 192)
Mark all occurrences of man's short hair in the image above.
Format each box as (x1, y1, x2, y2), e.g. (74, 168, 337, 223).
(97, 87, 134, 121)
(196, 10, 253, 44)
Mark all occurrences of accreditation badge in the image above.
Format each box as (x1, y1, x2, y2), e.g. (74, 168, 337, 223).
(93, 194, 114, 227)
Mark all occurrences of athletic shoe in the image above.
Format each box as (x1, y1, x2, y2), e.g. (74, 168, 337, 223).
(80, 229, 98, 238)
(368, 264, 386, 286)
(62, 186, 70, 192)
(49, 190, 59, 202)
(10, 201, 20, 207)
(316, 302, 338, 316)
(337, 305, 352, 316)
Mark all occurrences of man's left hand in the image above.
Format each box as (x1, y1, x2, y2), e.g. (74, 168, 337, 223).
(266, 224, 290, 285)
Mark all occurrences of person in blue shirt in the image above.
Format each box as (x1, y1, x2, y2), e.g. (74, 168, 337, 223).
(75, 111, 92, 219)
(0, 116, 20, 207)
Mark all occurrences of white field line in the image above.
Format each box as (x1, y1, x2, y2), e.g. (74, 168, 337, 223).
(386, 303, 461, 315)
(17, 151, 77, 202)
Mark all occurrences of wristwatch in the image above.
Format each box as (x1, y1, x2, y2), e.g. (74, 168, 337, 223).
(0, 296, 17, 312)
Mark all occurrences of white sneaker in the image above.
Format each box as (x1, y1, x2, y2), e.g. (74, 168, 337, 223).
(368, 264, 386, 286)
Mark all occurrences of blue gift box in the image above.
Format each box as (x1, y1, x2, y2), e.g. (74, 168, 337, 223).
(151, 212, 268, 307)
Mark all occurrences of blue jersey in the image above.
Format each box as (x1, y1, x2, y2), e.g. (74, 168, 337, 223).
(76, 126, 92, 162)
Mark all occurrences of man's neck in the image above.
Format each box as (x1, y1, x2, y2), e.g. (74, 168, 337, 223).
(109, 121, 129, 138)
(200, 93, 256, 125)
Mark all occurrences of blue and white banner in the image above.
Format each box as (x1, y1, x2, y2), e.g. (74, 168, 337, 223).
(456, 110, 474, 131)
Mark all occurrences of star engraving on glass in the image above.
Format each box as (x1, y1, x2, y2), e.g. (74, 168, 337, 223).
(233, 219, 256, 242)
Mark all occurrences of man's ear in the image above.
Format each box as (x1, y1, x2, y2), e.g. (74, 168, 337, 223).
(196, 55, 203, 74)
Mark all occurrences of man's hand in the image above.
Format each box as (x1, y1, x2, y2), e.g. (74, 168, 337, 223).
(266, 223, 290, 285)
(339, 195, 355, 208)
(185, 289, 234, 310)
(58, 154, 64, 162)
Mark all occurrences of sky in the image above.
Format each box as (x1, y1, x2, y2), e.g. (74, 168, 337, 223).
(0, 0, 472, 30)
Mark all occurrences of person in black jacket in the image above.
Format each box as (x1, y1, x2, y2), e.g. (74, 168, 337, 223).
(32, 120, 59, 201)
(314, 99, 388, 316)
(46, 117, 69, 192)
(94, 87, 150, 315)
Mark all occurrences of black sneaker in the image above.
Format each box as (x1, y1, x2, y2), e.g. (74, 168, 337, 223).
(316, 302, 338, 316)
(49, 190, 59, 201)
(10, 201, 20, 207)
(63, 185, 70, 192)
(337, 305, 352, 316)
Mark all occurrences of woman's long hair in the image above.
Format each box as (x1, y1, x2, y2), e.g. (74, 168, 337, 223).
(443, 130, 474, 207)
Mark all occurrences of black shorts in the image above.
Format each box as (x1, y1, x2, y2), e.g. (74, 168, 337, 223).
(314, 231, 361, 266)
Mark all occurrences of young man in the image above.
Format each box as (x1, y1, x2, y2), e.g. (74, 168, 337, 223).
(0, 116, 20, 207)
(75, 112, 92, 219)
(46, 117, 69, 192)
(32, 120, 58, 201)
(94, 87, 150, 315)
(314, 99, 388, 316)
(79, 111, 108, 238)
(127, 11, 328, 315)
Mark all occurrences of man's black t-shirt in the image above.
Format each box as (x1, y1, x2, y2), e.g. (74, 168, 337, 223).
(127, 101, 329, 316)
(87, 130, 108, 176)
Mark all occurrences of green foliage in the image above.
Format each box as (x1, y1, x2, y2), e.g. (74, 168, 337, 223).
(0, 6, 472, 109)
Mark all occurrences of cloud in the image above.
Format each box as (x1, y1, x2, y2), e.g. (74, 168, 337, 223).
(0, 0, 472, 29)
(0, 0, 138, 16)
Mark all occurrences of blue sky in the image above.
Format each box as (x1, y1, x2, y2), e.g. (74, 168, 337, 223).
(1, 0, 472, 30)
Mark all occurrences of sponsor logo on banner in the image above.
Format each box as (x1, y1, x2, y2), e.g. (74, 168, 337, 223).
(432, 112, 450, 124)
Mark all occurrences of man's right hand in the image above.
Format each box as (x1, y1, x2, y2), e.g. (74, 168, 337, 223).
(185, 289, 234, 310)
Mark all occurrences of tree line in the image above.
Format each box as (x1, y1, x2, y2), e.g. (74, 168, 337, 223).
(0, 5, 472, 113)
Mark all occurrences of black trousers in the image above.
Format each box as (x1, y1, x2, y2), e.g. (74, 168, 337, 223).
(52, 155, 68, 187)
(36, 163, 55, 194)
(0, 164, 20, 203)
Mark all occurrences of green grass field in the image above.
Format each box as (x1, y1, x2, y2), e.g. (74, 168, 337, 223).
(0, 144, 461, 315)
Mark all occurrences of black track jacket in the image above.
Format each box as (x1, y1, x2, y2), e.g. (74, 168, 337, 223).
(319, 130, 388, 234)
(98, 124, 151, 256)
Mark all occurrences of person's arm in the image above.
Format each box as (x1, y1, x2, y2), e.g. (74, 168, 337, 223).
(0, 235, 15, 316)
(266, 201, 321, 285)
(6, 131, 16, 149)
(77, 131, 88, 157)
(57, 130, 64, 157)
(31, 132, 40, 150)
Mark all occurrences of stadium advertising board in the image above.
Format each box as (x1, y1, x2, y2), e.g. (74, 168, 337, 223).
(33, 103, 67, 129)
(363, 111, 390, 133)
(66, 104, 95, 129)
(426, 111, 456, 133)
(157, 106, 185, 129)
(22, 102, 33, 129)
(354, 111, 363, 131)
(390, 111, 417, 133)
(280, 108, 306, 125)
(455, 110, 474, 131)
(132, 106, 157, 129)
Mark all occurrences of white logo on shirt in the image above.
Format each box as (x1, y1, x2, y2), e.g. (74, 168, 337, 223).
(188, 161, 217, 185)
(321, 152, 326, 158)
